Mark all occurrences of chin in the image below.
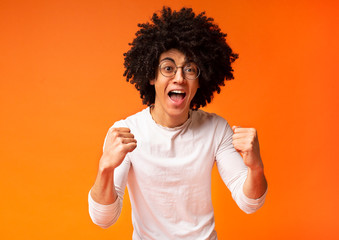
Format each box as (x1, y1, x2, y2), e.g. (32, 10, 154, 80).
(167, 104, 190, 116)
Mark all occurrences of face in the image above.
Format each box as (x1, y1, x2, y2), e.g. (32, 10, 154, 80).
(150, 49, 200, 127)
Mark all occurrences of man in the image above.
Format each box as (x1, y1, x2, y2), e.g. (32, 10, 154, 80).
(89, 7, 267, 239)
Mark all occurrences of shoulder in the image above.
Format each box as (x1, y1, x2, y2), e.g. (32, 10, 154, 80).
(111, 107, 149, 129)
(191, 109, 233, 140)
(191, 109, 229, 128)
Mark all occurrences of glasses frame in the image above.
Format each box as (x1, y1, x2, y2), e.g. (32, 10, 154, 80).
(158, 61, 200, 80)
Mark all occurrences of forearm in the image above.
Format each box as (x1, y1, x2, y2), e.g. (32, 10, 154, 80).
(243, 166, 267, 199)
(90, 163, 117, 205)
(89, 127, 135, 228)
(88, 167, 121, 228)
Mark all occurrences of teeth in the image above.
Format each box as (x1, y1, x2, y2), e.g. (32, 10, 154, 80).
(170, 90, 185, 94)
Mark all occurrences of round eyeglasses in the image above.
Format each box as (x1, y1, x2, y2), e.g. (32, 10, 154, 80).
(158, 60, 200, 80)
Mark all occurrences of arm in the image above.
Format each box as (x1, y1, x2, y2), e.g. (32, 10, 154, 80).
(232, 126, 267, 200)
(89, 127, 137, 228)
(215, 122, 267, 214)
(91, 160, 117, 205)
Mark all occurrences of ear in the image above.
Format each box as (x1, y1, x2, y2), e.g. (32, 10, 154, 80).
(149, 79, 155, 85)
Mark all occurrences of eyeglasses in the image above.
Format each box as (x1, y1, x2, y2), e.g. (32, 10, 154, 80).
(158, 60, 200, 80)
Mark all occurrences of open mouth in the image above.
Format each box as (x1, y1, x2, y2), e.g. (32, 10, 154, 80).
(168, 90, 186, 102)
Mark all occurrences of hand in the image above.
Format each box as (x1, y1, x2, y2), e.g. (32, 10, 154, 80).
(232, 126, 263, 171)
(99, 127, 137, 171)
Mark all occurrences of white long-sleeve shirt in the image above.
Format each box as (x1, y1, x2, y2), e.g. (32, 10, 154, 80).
(88, 107, 267, 239)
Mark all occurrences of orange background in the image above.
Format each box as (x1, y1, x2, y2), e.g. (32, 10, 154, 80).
(1, 0, 338, 239)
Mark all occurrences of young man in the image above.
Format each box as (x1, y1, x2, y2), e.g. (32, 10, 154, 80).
(89, 7, 267, 239)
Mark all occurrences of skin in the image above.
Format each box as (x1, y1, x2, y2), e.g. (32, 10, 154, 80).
(232, 126, 267, 199)
(149, 49, 200, 128)
(90, 127, 136, 204)
(90, 48, 267, 205)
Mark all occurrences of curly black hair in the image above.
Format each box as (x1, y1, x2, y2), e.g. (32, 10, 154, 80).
(123, 6, 238, 109)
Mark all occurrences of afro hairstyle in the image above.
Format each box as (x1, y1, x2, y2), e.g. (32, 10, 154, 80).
(123, 6, 238, 109)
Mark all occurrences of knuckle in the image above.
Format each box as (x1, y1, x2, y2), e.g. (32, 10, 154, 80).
(117, 137, 124, 144)
(110, 128, 118, 133)
(112, 131, 121, 139)
(251, 128, 257, 135)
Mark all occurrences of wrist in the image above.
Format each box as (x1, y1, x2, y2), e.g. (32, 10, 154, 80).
(98, 155, 115, 173)
(248, 162, 264, 175)
(98, 163, 114, 175)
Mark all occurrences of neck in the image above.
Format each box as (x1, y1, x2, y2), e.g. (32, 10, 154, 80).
(150, 105, 190, 128)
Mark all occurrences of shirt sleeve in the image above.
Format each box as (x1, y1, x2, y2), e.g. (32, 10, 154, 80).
(88, 190, 122, 229)
(88, 123, 131, 228)
(215, 119, 267, 214)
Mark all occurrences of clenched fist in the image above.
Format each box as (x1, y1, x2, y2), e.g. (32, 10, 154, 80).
(232, 126, 263, 171)
(99, 127, 137, 171)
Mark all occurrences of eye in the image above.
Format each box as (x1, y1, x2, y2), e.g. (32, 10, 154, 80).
(164, 66, 174, 72)
(160, 61, 176, 73)
(184, 64, 197, 74)
(184, 67, 194, 73)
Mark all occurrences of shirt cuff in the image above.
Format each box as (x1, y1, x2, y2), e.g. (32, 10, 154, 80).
(88, 190, 122, 228)
(88, 189, 120, 212)
(241, 186, 268, 204)
(237, 186, 268, 214)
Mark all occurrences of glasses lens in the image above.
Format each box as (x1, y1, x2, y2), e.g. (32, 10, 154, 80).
(160, 61, 176, 77)
(159, 61, 200, 79)
(183, 63, 199, 80)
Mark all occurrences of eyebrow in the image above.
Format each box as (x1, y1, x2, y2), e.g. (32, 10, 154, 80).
(159, 57, 175, 63)
(159, 57, 191, 64)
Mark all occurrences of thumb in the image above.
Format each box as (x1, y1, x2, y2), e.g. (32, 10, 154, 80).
(232, 125, 240, 133)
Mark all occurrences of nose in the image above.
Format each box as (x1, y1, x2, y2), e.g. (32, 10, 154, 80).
(173, 67, 185, 84)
